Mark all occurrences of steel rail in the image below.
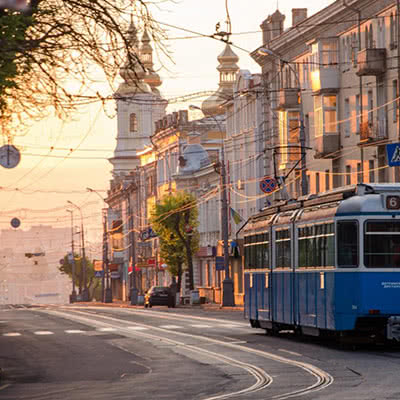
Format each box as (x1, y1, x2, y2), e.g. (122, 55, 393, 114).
(40, 308, 333, 399)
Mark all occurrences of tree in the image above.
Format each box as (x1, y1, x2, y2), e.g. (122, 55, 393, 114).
(0, 0, 167, 128)
(58, 253, 100, 300)
(151, 191, 200, 291)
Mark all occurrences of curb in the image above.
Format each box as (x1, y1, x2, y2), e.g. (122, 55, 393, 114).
(73, 301, 244, 312)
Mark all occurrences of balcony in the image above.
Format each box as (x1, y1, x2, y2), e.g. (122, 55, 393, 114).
(311, 67, 340, 94)
(278, 88, 300, 110)
(314, 133, 340, 158)
(359, 119, 388, 144)
(356, 48, 386, 76)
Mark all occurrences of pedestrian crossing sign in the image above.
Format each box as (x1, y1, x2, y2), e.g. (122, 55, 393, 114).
(386, 143, 400, 167)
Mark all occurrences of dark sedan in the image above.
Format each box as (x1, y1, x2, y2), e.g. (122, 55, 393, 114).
(144, 286, 175, 308)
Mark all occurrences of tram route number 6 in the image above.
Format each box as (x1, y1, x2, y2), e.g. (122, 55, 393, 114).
(386, 195, 400, 210)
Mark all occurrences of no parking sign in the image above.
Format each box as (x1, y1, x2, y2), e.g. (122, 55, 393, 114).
(260, 177, 278, 193)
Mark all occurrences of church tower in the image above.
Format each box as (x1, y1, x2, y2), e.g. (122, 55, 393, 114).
(201, 43, 239, 116)
(109, 21, 167, 177)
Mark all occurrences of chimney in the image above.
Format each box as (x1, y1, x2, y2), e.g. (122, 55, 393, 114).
(292, 9, 307, 26)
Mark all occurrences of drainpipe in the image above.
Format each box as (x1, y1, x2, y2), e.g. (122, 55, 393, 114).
(343, 0, 363, 182)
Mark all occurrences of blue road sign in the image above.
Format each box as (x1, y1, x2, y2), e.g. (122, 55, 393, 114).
(10, 217, 20, 228)
(215, 256, 225, 271)
(94, 270, 104, 278)
(260, 176, 278, 193)
(387, 143, 400, 167)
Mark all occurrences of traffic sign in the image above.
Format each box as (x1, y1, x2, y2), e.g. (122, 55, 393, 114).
(215, 256, 225, 271)
(387, 143, 400, 167)
(260, 176, 278, 193)
(0, 145, 21, 169)
(10, 217, 20, 228)
(94, 270, 104, 278)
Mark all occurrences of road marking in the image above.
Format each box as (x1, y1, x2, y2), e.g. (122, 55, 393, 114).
(278, 349, 302, 357)
(159, 325, 183, 329)
(3, 332, 21, 336)
(127, 326, 149, 331)
(190, 324, 212, 328)
(97, 327, 116, 332)
(65, 329, 85, 334)
(34, 331, 54, 335)
(218, 324, 243, 328)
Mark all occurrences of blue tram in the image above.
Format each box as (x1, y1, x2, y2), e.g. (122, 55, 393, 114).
(243, 184, 400, 341)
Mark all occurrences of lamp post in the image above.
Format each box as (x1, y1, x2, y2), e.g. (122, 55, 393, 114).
(67, 200, 89, 302)
(66, 209, 77, 303)
(87, 188, 112, 303)
(189, 105, 235, 307)
(257, 47, 308, 196)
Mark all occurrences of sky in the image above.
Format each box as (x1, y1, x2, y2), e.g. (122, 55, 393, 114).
(0, 0, 334, 241)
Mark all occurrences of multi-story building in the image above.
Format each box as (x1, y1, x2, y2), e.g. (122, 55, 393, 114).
(106, 20, 167, 300)
(252, 1, 399, 199)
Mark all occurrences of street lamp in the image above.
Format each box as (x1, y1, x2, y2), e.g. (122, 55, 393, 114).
(87, 187, 112, 303)
(257, 47, 308, 196)
(189, 105, 235, 307)
(66, 209, 77, 303)
(67, 200, 89, 302)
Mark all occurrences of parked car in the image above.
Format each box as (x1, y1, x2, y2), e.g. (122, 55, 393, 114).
(144, 286, 175, 308)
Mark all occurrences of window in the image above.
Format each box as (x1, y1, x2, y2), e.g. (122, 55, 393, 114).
(244, 233, 270, 270)
(344, 98, 350, 137)
(316, 172, 320, 193)
(390, 13, 396, 47)
(357, 162, 362, 183)
(368, 90, 373, 124)
(337, 221, 359, 267)
(279, 111, 300, 166)
(325, 170, 330, 191)
(369, 160, 375, 183)
(129, 113, 138, 132)
(393, 80, 398, 123)
(275, 229, 291, 268)
(364, 221, 400, 268)
(314, 95, 337, 137)
(298, 223, 335, 268)
(355, 94, 361, 134)
(346, 165, 351, 185)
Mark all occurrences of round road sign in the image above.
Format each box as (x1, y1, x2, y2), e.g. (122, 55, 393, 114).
(260, 177, 278, 193)
(10, 217, 21, 228)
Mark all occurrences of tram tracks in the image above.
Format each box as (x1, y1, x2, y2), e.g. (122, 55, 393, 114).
(39, 308, 334, 399)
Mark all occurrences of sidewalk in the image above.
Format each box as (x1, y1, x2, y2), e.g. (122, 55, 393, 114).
(74, 300, 244, 312)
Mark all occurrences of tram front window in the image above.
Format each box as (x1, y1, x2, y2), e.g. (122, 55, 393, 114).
(364, 221, 400, 268)
(337, 220, 359, 267)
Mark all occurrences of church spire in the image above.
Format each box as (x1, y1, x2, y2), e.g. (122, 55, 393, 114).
(140, 28, 162, 95)
(201, 43, 239, 116)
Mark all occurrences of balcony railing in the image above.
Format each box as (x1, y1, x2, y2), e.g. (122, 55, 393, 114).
(359, 119, 388, 143)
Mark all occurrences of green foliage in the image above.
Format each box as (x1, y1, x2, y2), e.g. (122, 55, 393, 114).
(58, 253, 100, 299)
(151, 191, 199, 290)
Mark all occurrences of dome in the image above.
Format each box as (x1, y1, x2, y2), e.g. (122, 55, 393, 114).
(177, 144, 211, 174)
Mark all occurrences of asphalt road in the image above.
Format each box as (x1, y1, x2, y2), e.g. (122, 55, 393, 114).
(1, 304, 400, 399)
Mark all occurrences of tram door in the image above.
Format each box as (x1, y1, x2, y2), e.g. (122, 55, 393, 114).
(271, 225, 295, 325)
(257, 230, 272, 323)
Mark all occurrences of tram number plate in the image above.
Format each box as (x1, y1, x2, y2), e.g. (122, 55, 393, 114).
(386, 195, 400, 210)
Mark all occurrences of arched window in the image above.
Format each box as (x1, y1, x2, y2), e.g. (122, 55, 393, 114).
(129, 113, 138, 133)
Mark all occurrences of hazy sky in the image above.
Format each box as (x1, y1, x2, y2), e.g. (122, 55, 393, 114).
(0, 0, 334, 240)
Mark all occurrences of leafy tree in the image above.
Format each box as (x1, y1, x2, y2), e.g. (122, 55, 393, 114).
(0, 0, 167, 126)
(58, 253, 100, 300)
(151, 191, 199, 291)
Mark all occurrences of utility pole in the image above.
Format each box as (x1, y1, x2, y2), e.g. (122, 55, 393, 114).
(67, 200, 89, 302)
(67, 209, 77, 303)
(127, 187, 138, 305)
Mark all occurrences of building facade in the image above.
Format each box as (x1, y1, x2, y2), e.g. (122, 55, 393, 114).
(252, 2, 399, 200)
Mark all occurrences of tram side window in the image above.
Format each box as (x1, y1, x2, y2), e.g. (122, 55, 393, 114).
(276, 229, 291, 268)
(365, 221, 400, 268)
(244, 233, 270, 269)
(337, 221, 359, 267)
(298, 223, 335, 268)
